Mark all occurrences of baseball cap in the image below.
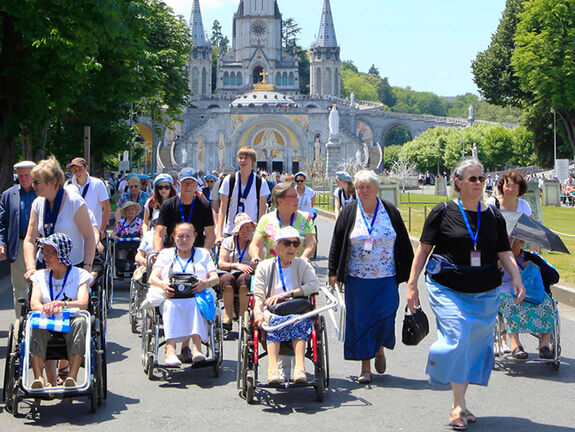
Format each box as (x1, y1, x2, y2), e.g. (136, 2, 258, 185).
(178, 168, 200, 184)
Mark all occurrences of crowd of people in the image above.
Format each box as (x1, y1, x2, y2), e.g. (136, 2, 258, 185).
(1, 149, 567, 431)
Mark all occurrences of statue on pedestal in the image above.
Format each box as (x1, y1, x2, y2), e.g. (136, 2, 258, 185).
(328, 105, 339, 142)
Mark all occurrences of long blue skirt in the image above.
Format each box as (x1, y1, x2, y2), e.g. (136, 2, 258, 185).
(344, 276, 399, 360)
(426, 276, 499, 386)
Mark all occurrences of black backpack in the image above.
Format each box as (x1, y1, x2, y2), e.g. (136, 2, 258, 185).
(221, 171, 263, 224)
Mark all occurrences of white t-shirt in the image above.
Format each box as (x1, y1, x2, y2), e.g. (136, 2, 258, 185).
(297, 186, 315, 214)
(153, 247, 216, 281)
(270, 260, 293, 296)
(32, 191, 87, 266)
(486, 196, 532, 217)
(70, 176, 109, 228)
(138, 230, 155, 255)
(30, 267, 93, 304)
(219, 172, 270, 235)
(333, 187, 355, 209)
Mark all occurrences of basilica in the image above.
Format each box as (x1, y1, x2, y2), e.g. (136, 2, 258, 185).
(155, 0, 474, 175)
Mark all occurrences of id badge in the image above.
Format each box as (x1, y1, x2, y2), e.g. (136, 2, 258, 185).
(470, 251, 481, 267)
(238, 200, 245, 214)
(363, 239, 374, 252)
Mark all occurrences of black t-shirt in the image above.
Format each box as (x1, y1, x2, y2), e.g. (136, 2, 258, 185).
(420, 200, 511, 293)
(157, 194, 214, 248)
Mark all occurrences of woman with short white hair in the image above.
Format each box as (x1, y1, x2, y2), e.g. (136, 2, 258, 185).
(329, 169, 413, 384)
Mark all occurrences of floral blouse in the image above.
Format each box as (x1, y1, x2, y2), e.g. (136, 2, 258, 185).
(254, 210, 315, 258)
(347, 200, 397, 279)
(116, 191, 149, 218)
(113, 216, 143, 238)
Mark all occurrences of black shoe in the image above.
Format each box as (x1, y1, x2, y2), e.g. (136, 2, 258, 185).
(539, 346, 554, 359)
(222, 320, 233, 331)
(512, 346, 528, 360)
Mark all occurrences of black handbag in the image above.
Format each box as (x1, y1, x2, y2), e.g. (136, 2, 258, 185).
(170, 273, 198, 299)
(402, 306, 429, 346)
(268, 298, 312, 316)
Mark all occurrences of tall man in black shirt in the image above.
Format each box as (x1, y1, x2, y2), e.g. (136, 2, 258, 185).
(154, 168, 215, 252)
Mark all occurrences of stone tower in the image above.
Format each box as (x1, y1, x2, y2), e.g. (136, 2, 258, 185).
(310, 0, 341, 97)
(188, 0, 212, 96)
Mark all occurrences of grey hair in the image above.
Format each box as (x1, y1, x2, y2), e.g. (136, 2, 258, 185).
(354, 169, 380, 190)
(271, 181, 296, 207)
(453, 158, 484, 192)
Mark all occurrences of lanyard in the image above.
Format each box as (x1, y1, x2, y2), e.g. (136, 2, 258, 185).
(235, 236, 248, 263)
(238, 172, 254, 200)
(357, 197, 380, 236)
(81, 180, 90, 199)
(175, 248, 195, 273)
(276, 211, 295, 227)
(341, 189, 347, 202)
(44, 188, 65, 236)
(277, 258, 288, 292)
(49, 266, 72, 302)
(298, 190, 306, 209)
(120, 216, 138, 234)
(131, 191, 140, 204)
(179, 196, 196, 223)
(457, 198, 481, 250)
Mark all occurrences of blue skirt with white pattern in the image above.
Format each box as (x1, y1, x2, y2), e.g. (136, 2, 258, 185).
(266, 315, 313, 343)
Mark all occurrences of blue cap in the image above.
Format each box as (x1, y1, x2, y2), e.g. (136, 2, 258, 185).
(294, 172, 307, 180)
(195, 290, 216, 321)
(336, 171, 353, 183)
(178, 167, 200, 184)
(204, 174, 218, 182)
(153, 173, 173, 187)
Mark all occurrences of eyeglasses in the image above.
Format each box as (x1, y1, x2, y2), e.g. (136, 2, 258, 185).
(207, 180, 215, 184)
(32, 179, 44, 186)
(465, 176, 486, 183)
(156, 185, 171, 191)
(280, 240, 301, 248)
(295, 179, 305, 183)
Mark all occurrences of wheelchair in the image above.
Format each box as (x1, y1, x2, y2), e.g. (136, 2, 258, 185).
(3, 308, 106, 416)
(111, 236, 141, 280)
(494, 297, 561, 371)
(140, 287, 224, 380)
(129, 252, 157, 334)
(236, 285, 340, 404)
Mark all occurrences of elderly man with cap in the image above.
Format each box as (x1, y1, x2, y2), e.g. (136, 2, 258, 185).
(0, 161, 38, 317)
(154, 167, 215, 252)
(67, 157, 111, 240)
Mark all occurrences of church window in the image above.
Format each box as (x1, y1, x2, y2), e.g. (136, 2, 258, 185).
(282, 72, 288, 85)
(237, 73, 242, 85)
(224, 72, 229, 85)
(201, 68, 208, 94)
(253, 66, 264, 84)
(191, 67, 199, 95)
(275, 72, 281, 86)
(324, 68, 332, 95)
(315, 68, 322, 95)
(289, 72, 294, 85)
(230, 72, 236, 86)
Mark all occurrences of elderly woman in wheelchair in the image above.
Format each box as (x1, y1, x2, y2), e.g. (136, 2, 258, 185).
(498, 237, 560, 360)
(28, 233, 93, 389)
(252, 226, 319, 384)
(147, 222, 219, 366)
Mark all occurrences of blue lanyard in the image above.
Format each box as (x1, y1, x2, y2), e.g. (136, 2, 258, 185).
(49, 266, 72, 302)
(235, 236, 248, 263)
(43, 188, 65, 236)
(238, 172, 254, 200)
(276, 211, 295, 227)
(277, 258, 288, 292)
(131, 191, 140, 204)
(120, 216, 138, 234)
(175, 248, 195, 272)
(81, 181, 90, 199)
(179, 196, 196, 223)
(357, 197, 380, 236)
(457, 198, 481, 250)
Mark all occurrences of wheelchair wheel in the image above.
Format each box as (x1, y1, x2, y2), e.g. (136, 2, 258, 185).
(129, 280, 139, 334)
(313, 225, 318, 259)
(2, 322, 15, 404)
(236, 314, 245, 389)
(318, 315, 330, 388)
(90, 385, 98, 413)
(245, 375, 255, 405)
(212, 314, 223, 378)
(141, 310, 153, 370)
(239, 311, 252, 394)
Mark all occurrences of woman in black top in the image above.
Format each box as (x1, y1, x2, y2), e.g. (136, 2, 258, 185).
(406, 159, 525, 431)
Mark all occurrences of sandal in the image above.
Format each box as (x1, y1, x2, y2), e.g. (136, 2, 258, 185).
(357, 370, 372, 384)
(461, 409, 476, 423)
(449, 412, 468, 430)
(374, 352, 386, 374)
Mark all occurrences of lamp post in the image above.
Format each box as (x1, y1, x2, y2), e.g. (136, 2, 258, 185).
(551, 107, 557, 175)
(460, 138, 465, 159)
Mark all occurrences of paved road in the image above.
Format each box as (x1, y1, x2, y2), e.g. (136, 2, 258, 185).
(0, 216, 574, 431)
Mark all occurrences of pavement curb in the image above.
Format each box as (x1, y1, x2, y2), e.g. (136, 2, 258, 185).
(317, 210, 575, 308)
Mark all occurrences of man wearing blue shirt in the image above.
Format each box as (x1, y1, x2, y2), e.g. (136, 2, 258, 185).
(0, 161, 37, 317)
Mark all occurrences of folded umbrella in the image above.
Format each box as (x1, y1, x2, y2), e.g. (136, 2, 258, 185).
(500, 210, 570, 254)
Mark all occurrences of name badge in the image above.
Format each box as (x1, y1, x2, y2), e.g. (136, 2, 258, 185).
(238, 200, 245, 214)
(363, 239, 374, 252)
(470, 251, 481, 267)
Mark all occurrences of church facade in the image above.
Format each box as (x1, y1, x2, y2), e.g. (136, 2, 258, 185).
(157, 0, 475, 175)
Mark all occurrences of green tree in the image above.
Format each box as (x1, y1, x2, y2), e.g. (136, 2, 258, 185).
(282, 18, 301, 52)
(210, 20, 229, 53)
(382, 144, 402, 170)
(511, 0, 575, 155)
(298, 48, 310, 94)
(341, 69, 378, 102)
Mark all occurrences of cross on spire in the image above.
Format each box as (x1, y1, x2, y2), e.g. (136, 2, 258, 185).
(259, 69, 269, 84)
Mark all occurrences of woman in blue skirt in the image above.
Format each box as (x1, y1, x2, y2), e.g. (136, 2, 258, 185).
(329, 170, 413, 384)
(407, 159, 525, 430)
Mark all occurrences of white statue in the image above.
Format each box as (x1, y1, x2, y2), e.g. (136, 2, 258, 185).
(181, 147, 187, 166)
(350, 92, 356, 108)
(472, 143, 478, 160)
(468, 105, 474, 119)
(329, 105, 339, 141)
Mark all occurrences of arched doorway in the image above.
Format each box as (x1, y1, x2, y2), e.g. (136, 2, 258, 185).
(252, 66, 264, 84)
(383, 125, 413, 147)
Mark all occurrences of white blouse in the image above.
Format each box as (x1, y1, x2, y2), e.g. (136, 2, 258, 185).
(31, 267, 93, 304)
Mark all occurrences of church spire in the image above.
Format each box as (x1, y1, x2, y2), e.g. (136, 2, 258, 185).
(189, 0, 209, 47)
(312, 0, 338, 48)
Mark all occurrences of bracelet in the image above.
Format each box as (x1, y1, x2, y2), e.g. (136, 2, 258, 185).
(84, 263, 93, 268)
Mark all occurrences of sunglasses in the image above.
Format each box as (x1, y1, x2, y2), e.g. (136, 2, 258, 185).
(156, 185, 171, 191)
(465, 176, 486, 183)
(32, 179, 44, 186)
(280, 239, 301, 248)
(295, 179, 305, 183)
(207, 180, 215, 184)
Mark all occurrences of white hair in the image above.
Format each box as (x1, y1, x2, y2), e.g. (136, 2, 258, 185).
(354, 169, 380, 190)
(453, 158, 484, 192)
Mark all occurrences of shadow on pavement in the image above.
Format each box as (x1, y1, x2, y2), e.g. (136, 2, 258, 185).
(106, 341, 130, 364)
(470, 417, 575, 431)
(494, 355, 575, 383)
(149, 359, 237, 389)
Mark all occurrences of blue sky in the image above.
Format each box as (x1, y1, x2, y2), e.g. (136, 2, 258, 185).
(163, 0, 507, 97)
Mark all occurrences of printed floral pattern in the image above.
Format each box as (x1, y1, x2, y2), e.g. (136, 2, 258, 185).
(499, 291, 554, 333)
(113, 217, 143, 238)
(255, 210, 315, 258)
